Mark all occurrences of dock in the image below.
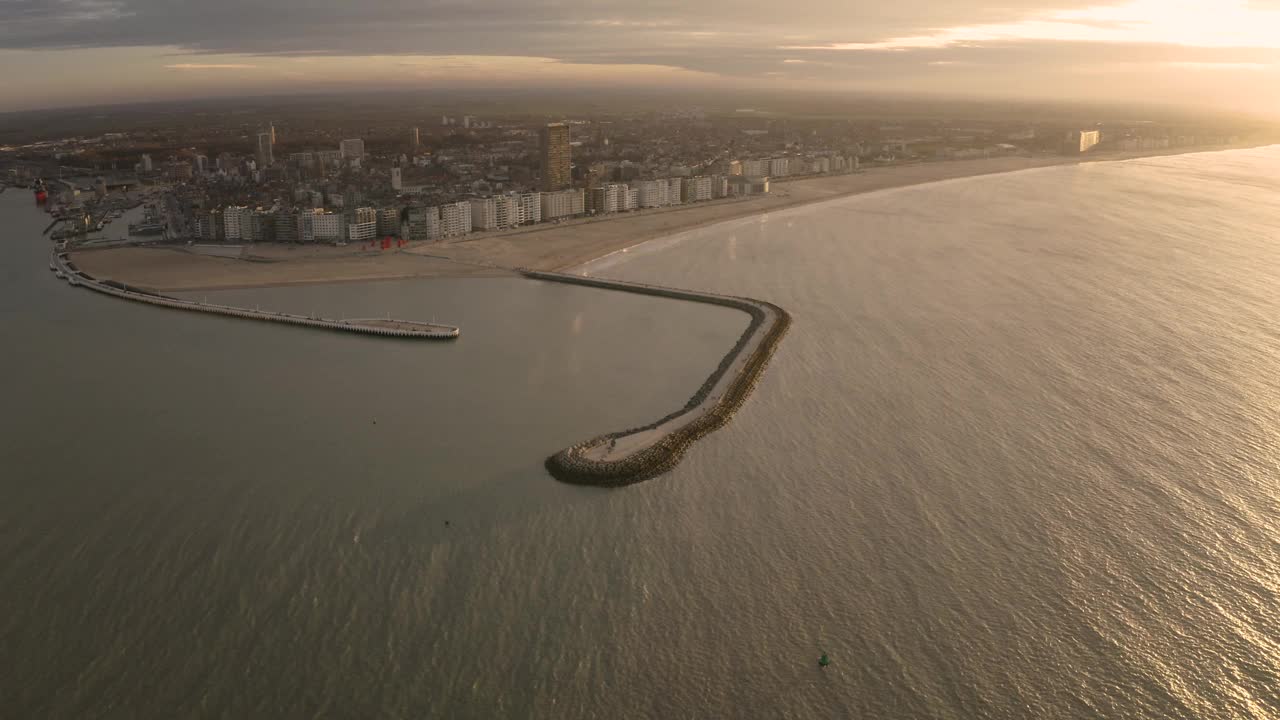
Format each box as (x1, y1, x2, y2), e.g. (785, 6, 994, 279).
(51, 250, 459, 340)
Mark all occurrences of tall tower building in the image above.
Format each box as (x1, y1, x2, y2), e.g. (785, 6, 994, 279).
(269, 123, 277, 146)
(256, 132, 274, 168)
(540, 123, 571, 192)
(409, 127, 420, 153)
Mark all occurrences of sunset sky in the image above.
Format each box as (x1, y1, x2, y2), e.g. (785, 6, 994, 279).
(3, 0, 1280, 114)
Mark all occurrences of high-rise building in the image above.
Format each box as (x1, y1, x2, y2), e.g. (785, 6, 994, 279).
(340, 138, 365, 160)
(470, 197, 499, 230)
(439, 201, 472, 238)
(635, 180, 669, 209)
(377, 208, 401, 236)
(269, 123, 277, 146)
(193, 155, 208, 174)
(1064, 130, 1101, 154)
(409, 127, 420, 153)
(256, 132, 274, 168)
(274, 211, 299, 244)
(540, 123, 572, 192)
(140, 154, 153, 172)
(541, 189, 585, 220)
(516, 192, 542, 225)
(405, 206, 441, 241)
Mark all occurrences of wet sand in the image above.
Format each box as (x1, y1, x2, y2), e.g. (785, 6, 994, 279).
(70, 146, 1262, 291)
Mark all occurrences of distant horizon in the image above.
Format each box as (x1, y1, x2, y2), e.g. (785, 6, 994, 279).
(4, 0, 1280, 117)
(2, 85, 1275, 128)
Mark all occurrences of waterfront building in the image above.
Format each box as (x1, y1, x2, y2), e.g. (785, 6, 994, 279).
(470, 197, 499, 230)
(274, 211, 299, 244)
(681, 176, 713, 203)
(635, 179, 669, 208)
(494, 195, 520, 229)
(540, 123, 572, 192)
(540, 188, 585, 220)
(223, 205, 249, 241)
(622, 187, 639, 212)
(405, 206, 441, 241)
(377, 208, 401, 236)
(340, 138, 366, 160)
(347, 219, 377, 242)
(666, 177, 685, 205)
(740, 159, 767, 177)
(439, 201, 472, 238)
(1064, 130, 1102, 154)
(296, 208, 344, 243)
(711, 174, 730, 199)
(769, 157, 790, 177)
(516, 192, 542, 225)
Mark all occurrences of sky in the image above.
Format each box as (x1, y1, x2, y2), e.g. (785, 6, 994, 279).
(2, 0, 1280, 115)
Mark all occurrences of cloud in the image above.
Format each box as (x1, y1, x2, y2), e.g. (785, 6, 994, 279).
(164, 63, 257, 69)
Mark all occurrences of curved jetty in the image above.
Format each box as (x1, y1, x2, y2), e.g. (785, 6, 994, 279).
(52, 250, 459, 339)
(525, 270, 791, 487)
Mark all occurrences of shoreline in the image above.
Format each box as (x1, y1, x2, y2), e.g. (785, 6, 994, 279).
(68, 142, 1273, 292)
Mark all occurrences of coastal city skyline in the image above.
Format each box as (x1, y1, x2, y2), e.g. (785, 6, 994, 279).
(4, 0, 1280, 115)
(6, 2, 1280, 719)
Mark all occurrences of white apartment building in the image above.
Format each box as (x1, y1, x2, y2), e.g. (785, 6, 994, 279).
(516, 192, 542, 225)
(391, 167, 402, 191)
(711, 174, 730, 199)
(600, 184, 627, 214)
(439, 201, 472, 238)
(682, 176, 713, 203)
(405, 206, 441, 241)
(377, 208, 401, 236)
(313, 211, 344, 242)
(222, 206, 249, 241)
(340, 138, 365, 160)
(666, 178, 684, 205)
(635, 180, 669, 209)
(769, 158, 791, 177)
(622, 187, 638, 212)
(495, 195, 520, 229)
(352, 207, 377, 226)
(541, 189, 585, 220)
(348, 220, 377, 242)
(470, 197, 499, 230)
(740, 159, 768, 177)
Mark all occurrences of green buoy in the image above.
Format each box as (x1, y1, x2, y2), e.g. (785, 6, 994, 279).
(818, 653, 831, 668)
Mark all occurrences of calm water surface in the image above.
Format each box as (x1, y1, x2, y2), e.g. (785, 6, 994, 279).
(4, 148, 1280, 718)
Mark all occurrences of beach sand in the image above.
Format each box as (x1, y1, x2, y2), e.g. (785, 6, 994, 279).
(70, 146, 1261, 291)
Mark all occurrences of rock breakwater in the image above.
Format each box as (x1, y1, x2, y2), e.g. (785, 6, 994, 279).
(525, 270, 791, 487)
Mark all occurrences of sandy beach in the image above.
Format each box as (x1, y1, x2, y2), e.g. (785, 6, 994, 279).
(69, 144, 1263, 292)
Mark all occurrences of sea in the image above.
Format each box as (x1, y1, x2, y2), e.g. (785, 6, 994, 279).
(2, 147, 1279, 719)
